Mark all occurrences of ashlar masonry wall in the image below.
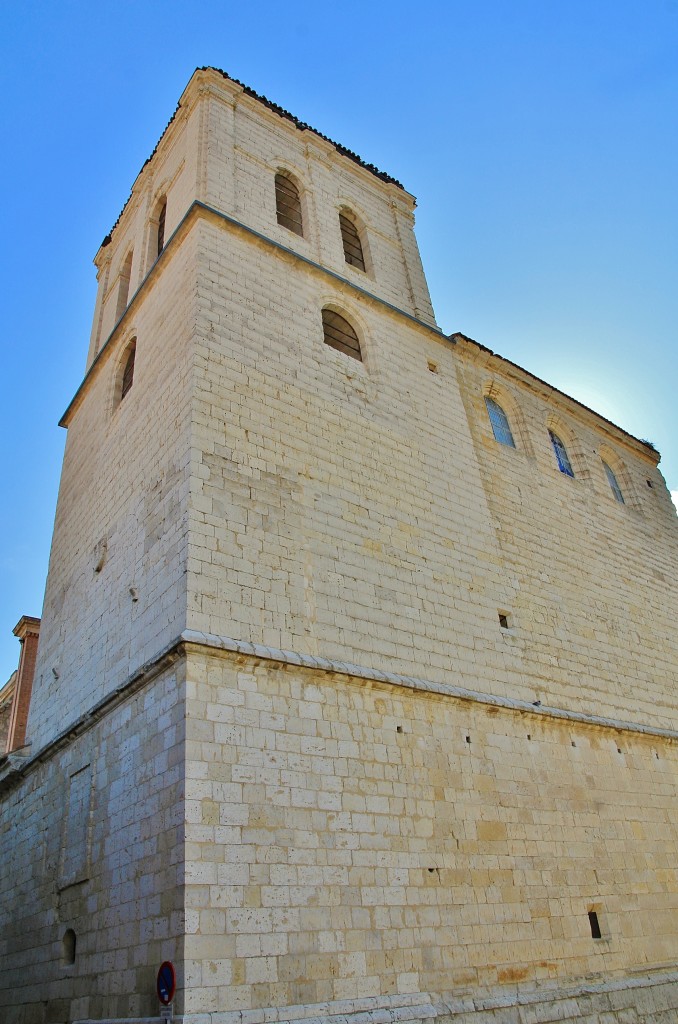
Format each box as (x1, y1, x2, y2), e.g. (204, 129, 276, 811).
(187, 207, 678, 733)
(28, 225, 198, 752)
(187, 215, 511, 682)
(182, 647, 678, 1015)
(0, 663, 186, 1024)
(455, 340, 678, 731)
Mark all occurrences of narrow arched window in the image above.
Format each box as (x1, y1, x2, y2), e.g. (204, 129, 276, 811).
(115, 251, 133, 322)
(484, 397, 515, 447)
(339, 213, 366, 271)
(603, 461, 624, 503)
(157, 201, 167, 256)
(322, 309, 362, 362)
(121, 342, 136, 401)
(275, 173, 303, 236)
(549, 430, 574, 477)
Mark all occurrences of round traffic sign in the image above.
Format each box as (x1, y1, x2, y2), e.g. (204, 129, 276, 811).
(157, 961, 176, 1005)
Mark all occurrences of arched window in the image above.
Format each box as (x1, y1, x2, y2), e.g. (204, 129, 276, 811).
(322, 308, 362, 362)
(339, 212, 366, 271)
(120, 341, 136, 401)
(275, 173, 303, 236)
(603, 460, 624, 503)
(115, 250, 133, 322)
(484, 396, 515, 447)
(156, 200, 167, 256)
(549, 430, 574, 477)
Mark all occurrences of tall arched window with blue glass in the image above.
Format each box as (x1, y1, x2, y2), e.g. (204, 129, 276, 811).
(485, 396, 515, 448)
(549, 430, 575, 477)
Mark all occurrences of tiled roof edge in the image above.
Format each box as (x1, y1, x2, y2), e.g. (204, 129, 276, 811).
(208, 67, 404, 190)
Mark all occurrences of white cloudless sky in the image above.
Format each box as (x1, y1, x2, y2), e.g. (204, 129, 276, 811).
(1, 0, 677, 682)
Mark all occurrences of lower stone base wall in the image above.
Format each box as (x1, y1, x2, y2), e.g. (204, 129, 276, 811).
(436, 972, 678, 1023)
(0, 662, 186, 1024)
(183, 648, 678, 1013)
(75, 970, 678, 1023)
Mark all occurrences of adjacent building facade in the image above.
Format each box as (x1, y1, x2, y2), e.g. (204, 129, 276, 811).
(1, 67, 678, 1024)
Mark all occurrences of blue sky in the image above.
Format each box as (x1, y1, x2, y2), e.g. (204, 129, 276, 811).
(1, 1, 677, 683)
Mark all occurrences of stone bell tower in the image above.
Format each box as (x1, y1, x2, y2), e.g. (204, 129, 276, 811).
(2, 67, 678, 1024)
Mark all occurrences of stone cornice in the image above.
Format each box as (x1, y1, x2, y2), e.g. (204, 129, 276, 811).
(12, 616, 40, 641)
(181, 630, 678, 742)
(4, 628, 677, 798)
(61, 200, 446, 428)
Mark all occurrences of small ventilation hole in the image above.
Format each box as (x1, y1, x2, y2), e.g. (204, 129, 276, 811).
(62, 929, 76, 966)
(465, 735, 471, 744)
(588, 911, 602, 939)
(396, 725, 403, 734)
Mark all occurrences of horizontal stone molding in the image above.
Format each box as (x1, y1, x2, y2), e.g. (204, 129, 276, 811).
(61, 200, 446, 428)
(3, 625, 678, 797)
(182, 629, 678, 743)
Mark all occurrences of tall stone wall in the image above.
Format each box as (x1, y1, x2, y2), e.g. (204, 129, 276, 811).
(0, 663, 186, 1024)
(456, 346, 678, 730)
(28, 230, 197, 752)
(188, 211, 678, 732)
(182, 646, 678, 1016)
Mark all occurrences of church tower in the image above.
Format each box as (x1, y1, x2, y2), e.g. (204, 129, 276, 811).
(2, 67, 678, 1024)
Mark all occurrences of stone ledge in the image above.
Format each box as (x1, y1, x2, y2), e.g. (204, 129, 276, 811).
(181, 629, 678, 742)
